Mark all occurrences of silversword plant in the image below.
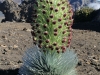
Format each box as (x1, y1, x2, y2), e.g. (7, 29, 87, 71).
(19, 0, 78, 75)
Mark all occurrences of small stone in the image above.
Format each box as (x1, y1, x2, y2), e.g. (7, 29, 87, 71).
(0, 45, 7, 48)
(26, 29, 33, 32)
(78, 60, 83, 66)
(23, 28, 27, 31)
(94, 45, 96, 48)
(13, 45, 19, 50)
(2, 36, 6, 38)
(8, 46, 13, 50)
(17, 60, 22, 63)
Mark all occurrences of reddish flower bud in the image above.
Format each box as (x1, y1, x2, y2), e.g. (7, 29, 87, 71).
(38, 40, 42, 44)
(50, 47, 54, 50)
(42, 5, 45, 8)
(49, 45, 52, 48)
(62, 39, 66, 43)
(69, 16, 72, 20)
(68, 32, 72, 36)
(55, 47, 59, 50)
(61, 46, 66, 50)
(66, 44, 70, 47)
(50, 6, 53, 10)
(44, 31, 48, 35)
(68, 27, 72, 32)
(57, 50, 60, 53)
(61, 7, 65, 10)
(58, 25, 62, 28)
(49, 14, 53, 18)
(53, 42, 57, 46)
(43, 24, 47, 28)
(63, 13, 66, 17)
(62, 1, 65, 4)
(54, 28, 57, 32)
(57, 3, 60, 6)
(68, 36, 72, 41)
(62, 50, 65, 53)
(46, 0, 49, 3)
(36, 24, 39, 27)
(62, 30, 66, 34)
(39, 36, 42, 39)
(58, 18, 62, 22)
(68, 39, 71, 44)
(55, 9, 58, 12)
(64, 22, 68, 25)
(69, 9, 72, 13)
(37, 30, 41, 33)
(54, 32, 57, 36)
(52, 21, 56, 24)
(46, 39, 50, 43)
(63, 37, 67, 39)
(50, 1, 53, 4)
(46, 19, 50, 23)
(42, 10, 46, 14)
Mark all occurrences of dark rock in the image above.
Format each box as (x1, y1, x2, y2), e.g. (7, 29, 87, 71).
(0, 0, 21, 22)
(0, 0, 36, 22)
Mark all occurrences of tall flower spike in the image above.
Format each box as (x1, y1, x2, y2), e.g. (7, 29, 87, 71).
(31, 0, 73, 53)
(19, 1, 78, 75)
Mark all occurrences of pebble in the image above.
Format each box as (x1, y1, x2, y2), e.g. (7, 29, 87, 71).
(23, 28, 27, 31)
(13, 45, 18, 50)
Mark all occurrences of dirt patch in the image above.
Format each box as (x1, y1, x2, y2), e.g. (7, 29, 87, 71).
(0, 23, 33, 70)
(0, 22, 100, 75)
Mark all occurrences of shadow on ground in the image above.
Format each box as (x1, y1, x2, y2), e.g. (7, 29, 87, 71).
(0, 69, 19, 75)
(72, 22, 100, 32)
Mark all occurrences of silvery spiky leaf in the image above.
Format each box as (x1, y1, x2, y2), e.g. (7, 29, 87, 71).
(32, 0, 73, 53)
(18, 46, 78, 75)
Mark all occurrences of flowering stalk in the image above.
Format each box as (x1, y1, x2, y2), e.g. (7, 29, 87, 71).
(19, 0, 78, 75)
(32, 0, 73, 53)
